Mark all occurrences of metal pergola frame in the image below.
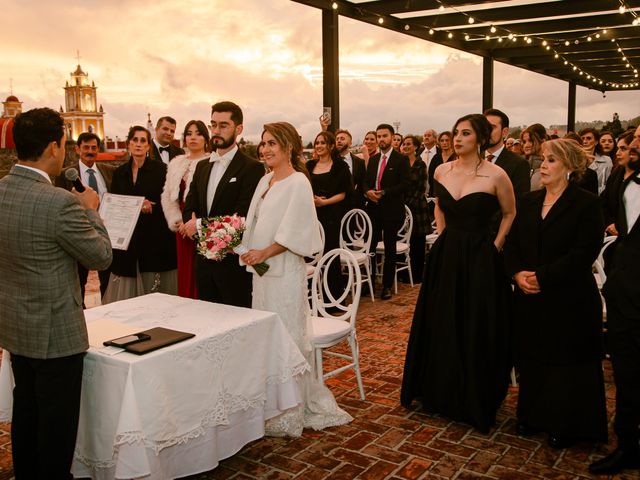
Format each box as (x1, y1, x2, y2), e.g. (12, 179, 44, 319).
(292, 0, 640, 131)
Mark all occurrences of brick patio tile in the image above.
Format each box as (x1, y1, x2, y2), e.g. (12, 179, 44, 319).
(438, 424, 472, 443)
(427, 454, 467, 477)
(308, 439, 342, 454)
(377, 428, 411, 448)
(553, 458, 595, 477)
(360, 405, 392, 422)
(428, 438, 477, 458)
(275, 437, 316, 456)
(408, 426, 439, 443)
(293, 450, 341, 470)
(461, 436, 509, 455)
(261, 454, 308, 474)
(223, 456, 273, 477)
(263, 470, 294, 480)
(518, 461, 579, 480)
(361, 445, 410, 464)
(228, 474, 254, 480)
(351, 419, 391, 435)
(330, 448, 375, 468)
(328, 464, 365, 479)
(241, 439, 287, 461)
(398, 442, 446, 461)
(455, 470, 494, 479)
(293, 467, 329, 480)
(395, 457, 433, 480)
(357, 460, 397, 480)
(493, 434, 540, 451)
(529, 447, 561, 466)
(487, 465, 541, 479)
(465, 451, 500, 475)
(206, 466, 236, 479)
(343, 432, 378, 450)
(496, 447, 533, 468)
(379, 415, 423, 432)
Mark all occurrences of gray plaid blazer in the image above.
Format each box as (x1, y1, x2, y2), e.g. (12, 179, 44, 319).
(0, 165, 113, 359)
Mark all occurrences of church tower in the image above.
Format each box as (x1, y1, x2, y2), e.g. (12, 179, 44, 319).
(61, 55, 105, 141)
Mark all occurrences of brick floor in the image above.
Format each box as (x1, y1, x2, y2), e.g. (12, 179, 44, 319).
(0, 274, 638, 479)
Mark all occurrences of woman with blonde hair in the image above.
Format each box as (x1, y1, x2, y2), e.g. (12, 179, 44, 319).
(240, 122, 352, 437)
(161, 120, 210, 298)
(505, 138, 606, 449)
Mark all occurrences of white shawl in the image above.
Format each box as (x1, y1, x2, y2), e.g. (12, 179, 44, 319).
(241, 172, 321, 277)
(161, 153, 209, 231)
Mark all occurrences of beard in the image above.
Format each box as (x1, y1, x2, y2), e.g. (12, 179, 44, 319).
(210, 135, 235, 151)
(628, 149, 640, 171)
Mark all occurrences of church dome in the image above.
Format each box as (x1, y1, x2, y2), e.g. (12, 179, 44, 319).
(0, 117, 15, 149)
(5, 95, 19, 102)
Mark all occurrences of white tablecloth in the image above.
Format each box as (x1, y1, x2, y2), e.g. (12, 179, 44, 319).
(0, 293, 308, 479)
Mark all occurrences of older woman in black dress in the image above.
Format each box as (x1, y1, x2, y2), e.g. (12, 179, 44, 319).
(103, 126, 177, 302)
(307, 131, 352, 298)
(401, 135, 430, 282)
(505, 138, 606, 448)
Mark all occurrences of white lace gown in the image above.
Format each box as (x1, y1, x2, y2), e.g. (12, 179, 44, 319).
(242, 171, 353, 437)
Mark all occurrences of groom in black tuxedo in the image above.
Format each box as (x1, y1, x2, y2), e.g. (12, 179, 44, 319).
(182, 101, 264, 307)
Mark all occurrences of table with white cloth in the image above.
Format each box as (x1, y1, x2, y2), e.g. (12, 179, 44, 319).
(0, 293, 308, 480)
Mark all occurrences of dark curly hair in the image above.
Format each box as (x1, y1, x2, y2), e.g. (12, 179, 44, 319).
(452, 114, 492, 156)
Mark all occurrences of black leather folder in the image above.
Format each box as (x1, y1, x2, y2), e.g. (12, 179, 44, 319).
(122, 327, 195, 355)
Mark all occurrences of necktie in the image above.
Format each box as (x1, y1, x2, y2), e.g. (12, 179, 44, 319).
(86, 168, 99, 193)
(377, 154, 387, 190)
(159, 146, 169, 153)
(486, 154, 495, 163)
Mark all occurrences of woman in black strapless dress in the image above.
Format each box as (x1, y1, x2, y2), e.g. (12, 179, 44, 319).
(401, 114, 516, 433)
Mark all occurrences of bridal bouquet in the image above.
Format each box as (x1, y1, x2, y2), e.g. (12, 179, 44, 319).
(196, 214, 269, 276)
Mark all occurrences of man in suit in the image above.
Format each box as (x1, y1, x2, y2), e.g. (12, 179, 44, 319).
(335, 128, 366, 209)
(483, 109, 530, 199)
(150, 116, 184, 164)
(418, 128, 443, 197)
(590, 125, 640, 475)
(182, 101, 264, 307)
(0, 108, 112, 478)
(55, 131, 114, 301)
(365, 123, 410, 300)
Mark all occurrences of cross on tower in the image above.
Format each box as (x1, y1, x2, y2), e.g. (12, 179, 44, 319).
(76, 50, 81, 65)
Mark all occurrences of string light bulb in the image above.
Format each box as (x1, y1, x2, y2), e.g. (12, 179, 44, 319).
(378, 17, 384, 24)
(490, 26, 497, 33)
(439, 5, 445, 11)
(468, 17, 475, 24)
(331, 2, 338, 9)
(429, 28, 434, 35)
(448, 32, 453, 39)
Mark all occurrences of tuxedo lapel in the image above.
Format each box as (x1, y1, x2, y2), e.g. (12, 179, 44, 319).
(210, 152, 243, 214)
(197, 161, 214, 214)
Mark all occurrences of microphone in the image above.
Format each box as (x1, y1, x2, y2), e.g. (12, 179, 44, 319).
(64, 168, 86, 192)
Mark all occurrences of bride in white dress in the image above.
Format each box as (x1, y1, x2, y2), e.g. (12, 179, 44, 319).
(240, 122, 352, 437)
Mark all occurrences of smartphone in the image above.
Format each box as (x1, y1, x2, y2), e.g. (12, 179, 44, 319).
(321, 107, 332, 125)
(104, 333, 151, 348)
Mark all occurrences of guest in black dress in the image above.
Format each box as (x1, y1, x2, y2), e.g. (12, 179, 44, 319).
(103, 126, 178, 302)
(401, 135, 430, 282)
(402, 114, 516, 433)
(505, 138, 607, 449)
(307, 131, 352, 298)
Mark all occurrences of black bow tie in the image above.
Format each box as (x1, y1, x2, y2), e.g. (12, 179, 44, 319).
(159, 146, 170, 153)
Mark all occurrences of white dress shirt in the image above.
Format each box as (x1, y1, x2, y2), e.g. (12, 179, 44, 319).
(154, 139, 170, 165)
(421, 145, 437, 195)
(343, 152, 354, 173)
(486, 145, 505, 163)
(206, 145, 238, 213)
(79, 161, 108, 199)
(623, 172, 640, 232)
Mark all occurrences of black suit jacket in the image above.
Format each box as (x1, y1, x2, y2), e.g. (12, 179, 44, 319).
(494, 148, 530, 199)
(150, 142, 184, 163)
(427, 150, 443, 196)
(600, 167, 625, 228)
(505, 183, 604, 365)
(183, 149, 264, 222)
(344, 153, 366, 209)
(364, 149, 410, 220)
(603, 172, 640, 323)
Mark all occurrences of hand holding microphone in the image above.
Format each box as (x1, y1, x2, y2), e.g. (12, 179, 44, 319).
(65, 168, 100, 210)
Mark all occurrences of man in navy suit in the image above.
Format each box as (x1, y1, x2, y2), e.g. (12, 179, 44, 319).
(364, 123, 409, 300)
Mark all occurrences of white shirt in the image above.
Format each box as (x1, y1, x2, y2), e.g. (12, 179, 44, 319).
(154, 139, 170, 165)
(342, 152, 354, 173)
(486, 145, 505, 163)
(79, 161, 108, 198)
(206, 145, 238, 213)
(421, 145, 437, 195)
(15, 164, 51, 183)
(623, 173, 640, 233)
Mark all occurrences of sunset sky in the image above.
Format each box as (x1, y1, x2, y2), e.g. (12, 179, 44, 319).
(2, 0, 638, 143)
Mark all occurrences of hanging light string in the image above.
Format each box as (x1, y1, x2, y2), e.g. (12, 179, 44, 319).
(333, 0, 640, 89)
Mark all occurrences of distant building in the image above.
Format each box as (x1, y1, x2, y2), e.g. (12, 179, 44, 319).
(60, 63, 105, 142)
(0, 94, 23, 149)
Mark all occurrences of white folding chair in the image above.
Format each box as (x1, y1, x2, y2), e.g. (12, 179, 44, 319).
(340, 209, 375, 302)
(305, 221, 325, 281)
(375, 205, 414, 293)
(311, 248, 365, 400)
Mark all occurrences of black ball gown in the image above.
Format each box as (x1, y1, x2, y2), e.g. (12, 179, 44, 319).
(401, 179, 511, 433)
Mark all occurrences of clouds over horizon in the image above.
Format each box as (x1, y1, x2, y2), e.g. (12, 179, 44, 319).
(2, 0, 637, 144)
